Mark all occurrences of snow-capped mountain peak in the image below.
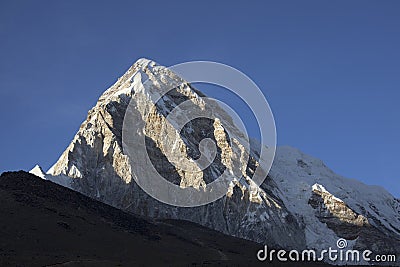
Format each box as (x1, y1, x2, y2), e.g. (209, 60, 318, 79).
(31, 58, 400, 263)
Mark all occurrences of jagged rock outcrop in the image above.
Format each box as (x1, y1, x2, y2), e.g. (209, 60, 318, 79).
(308, 183, 398, 259)
(309, 184, 369, 229)
(42, 58, 400, 262)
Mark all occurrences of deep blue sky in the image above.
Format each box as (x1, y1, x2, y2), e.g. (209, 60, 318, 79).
(0, 1, 399, 196)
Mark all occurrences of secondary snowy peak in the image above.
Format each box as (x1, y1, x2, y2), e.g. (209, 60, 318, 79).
(269, 146, 400, 255)
(272, 146, 400, 232)
(30, 165, 72, 189)
(29, 165, 45, 179)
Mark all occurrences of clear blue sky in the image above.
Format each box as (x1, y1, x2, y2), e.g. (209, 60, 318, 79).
(0, 1, 399, 197)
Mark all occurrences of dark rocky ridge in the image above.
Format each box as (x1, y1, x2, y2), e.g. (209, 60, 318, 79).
(0, 171, 331, 266)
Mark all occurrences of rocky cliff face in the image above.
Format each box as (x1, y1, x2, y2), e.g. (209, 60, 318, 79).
(44, 58, 400, 261)
(48, 58, 304, 249)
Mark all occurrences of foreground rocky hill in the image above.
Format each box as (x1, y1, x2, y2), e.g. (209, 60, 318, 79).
(3, 171, 318, 266)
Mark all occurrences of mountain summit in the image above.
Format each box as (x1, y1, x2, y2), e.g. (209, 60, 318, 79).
(35, 58, 399, 262)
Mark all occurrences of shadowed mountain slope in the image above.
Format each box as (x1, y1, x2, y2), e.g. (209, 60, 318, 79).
(0, 171, 330, 267)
